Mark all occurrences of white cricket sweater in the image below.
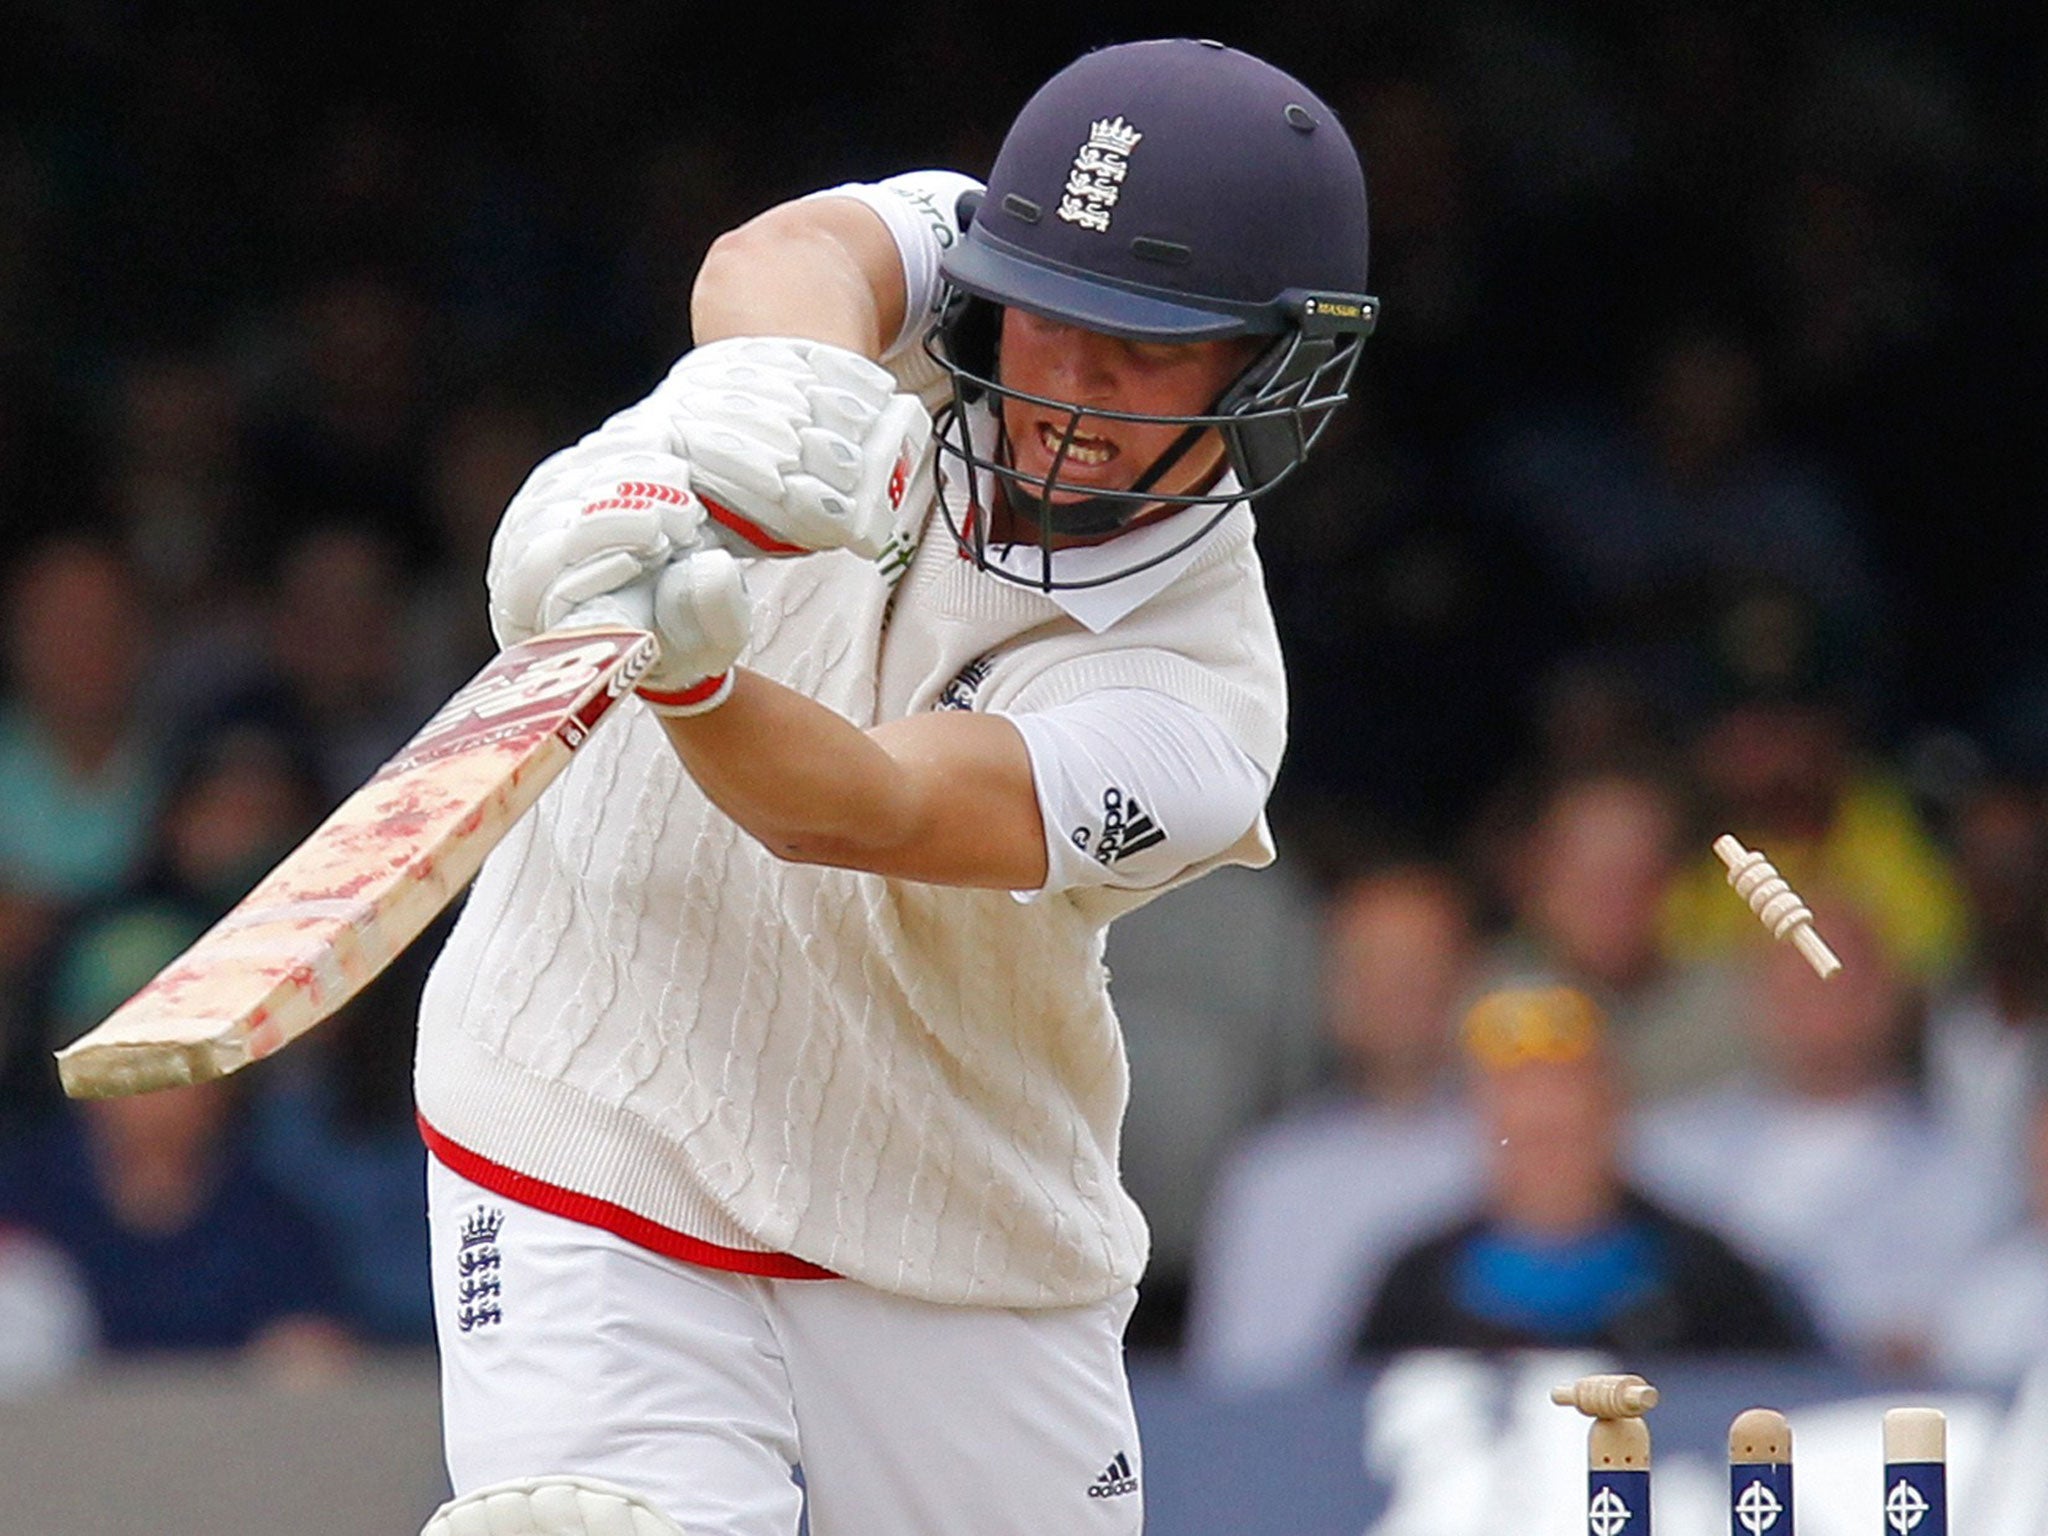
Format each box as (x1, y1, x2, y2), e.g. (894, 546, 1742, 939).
(414, 501, 1287, 1308)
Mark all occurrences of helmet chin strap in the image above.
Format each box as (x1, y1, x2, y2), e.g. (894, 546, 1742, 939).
(997, 417, 1212, 539)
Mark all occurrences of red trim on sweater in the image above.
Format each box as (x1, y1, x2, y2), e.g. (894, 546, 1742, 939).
(418, 1115, 839, 1281)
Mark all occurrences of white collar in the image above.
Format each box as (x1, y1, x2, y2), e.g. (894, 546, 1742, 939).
(977, 490, 1245, 633)
(943, 406, 1248, 634)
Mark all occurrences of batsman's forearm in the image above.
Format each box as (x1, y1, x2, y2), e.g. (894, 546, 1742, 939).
(655, 670, 917, 864)
(690, 203, 899, 359)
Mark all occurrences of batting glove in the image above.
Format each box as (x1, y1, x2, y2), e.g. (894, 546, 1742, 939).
(632, 549, 753, 717)
(487, 452, 705, 648)
(654, 337, 930, 562)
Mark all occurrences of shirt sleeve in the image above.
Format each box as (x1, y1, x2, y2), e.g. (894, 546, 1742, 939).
(1001, 689, 1271, 900)
(802, 171, 983, 364)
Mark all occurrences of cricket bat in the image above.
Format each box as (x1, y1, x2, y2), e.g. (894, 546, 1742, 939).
(55, 611, 657, 1099)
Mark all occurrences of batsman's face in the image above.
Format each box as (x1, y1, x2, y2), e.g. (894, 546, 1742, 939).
(997, 308, 1253, 504)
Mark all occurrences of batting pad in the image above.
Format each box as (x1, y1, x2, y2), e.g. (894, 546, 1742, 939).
(421, 1475, 691, 1536)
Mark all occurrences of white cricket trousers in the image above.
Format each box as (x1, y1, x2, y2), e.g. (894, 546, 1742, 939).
(428, 1157, 1146, 1535)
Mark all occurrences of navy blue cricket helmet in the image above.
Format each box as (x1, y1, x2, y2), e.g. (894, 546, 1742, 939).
(929, 37, 1378, 587)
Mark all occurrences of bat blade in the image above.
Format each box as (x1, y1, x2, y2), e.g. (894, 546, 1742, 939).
(55, 624, 656, 1098)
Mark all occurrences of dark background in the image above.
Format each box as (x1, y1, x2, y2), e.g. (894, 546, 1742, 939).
(3, 1, 2043, 823)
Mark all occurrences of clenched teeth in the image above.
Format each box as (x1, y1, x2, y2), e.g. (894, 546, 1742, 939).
(1039, 423, 1115, 466)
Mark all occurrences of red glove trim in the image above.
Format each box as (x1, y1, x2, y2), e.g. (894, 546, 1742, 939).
(701, 494, 808, 556)
(636, 672, 730, 710)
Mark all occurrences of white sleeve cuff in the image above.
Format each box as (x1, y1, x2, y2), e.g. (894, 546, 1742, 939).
(1001, 689, 1270, 901)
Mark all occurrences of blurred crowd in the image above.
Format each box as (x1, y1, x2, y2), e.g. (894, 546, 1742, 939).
(0, 4, 2042, 1391)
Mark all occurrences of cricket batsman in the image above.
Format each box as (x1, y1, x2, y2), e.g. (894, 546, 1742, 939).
(415, 37, 1376, 1536)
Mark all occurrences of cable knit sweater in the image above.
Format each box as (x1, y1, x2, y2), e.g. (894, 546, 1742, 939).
(414, 494, 1286, 1308)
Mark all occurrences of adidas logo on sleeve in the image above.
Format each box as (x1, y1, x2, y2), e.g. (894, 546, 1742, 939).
(1087, 1451, 1139, 1498)
(1086, 787, 1166, 866)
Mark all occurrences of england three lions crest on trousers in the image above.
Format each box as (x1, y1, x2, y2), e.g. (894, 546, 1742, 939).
(455, 1206, 505, 1332)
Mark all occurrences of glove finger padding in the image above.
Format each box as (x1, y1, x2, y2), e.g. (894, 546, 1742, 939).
(635, 550, 752, 716)
(597, 451, 707, 553)
(673, 422, 788, 510)
(491, 502, 665, 646)
(805, 386, 880, 443)
(535, 548, 653, 633)
(486, 456, 706, 648)
(656, 337, 930, 563)
(685, 390, 807, 460)
(804, 343, 899, 397)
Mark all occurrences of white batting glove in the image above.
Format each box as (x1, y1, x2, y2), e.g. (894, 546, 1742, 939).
(654, 337, 931, 561)
(487, 453, 705, 648)
(632, 549, 753, 717)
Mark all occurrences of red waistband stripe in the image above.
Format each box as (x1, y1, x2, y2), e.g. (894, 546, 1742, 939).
(417, 1115, 839, 1281)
